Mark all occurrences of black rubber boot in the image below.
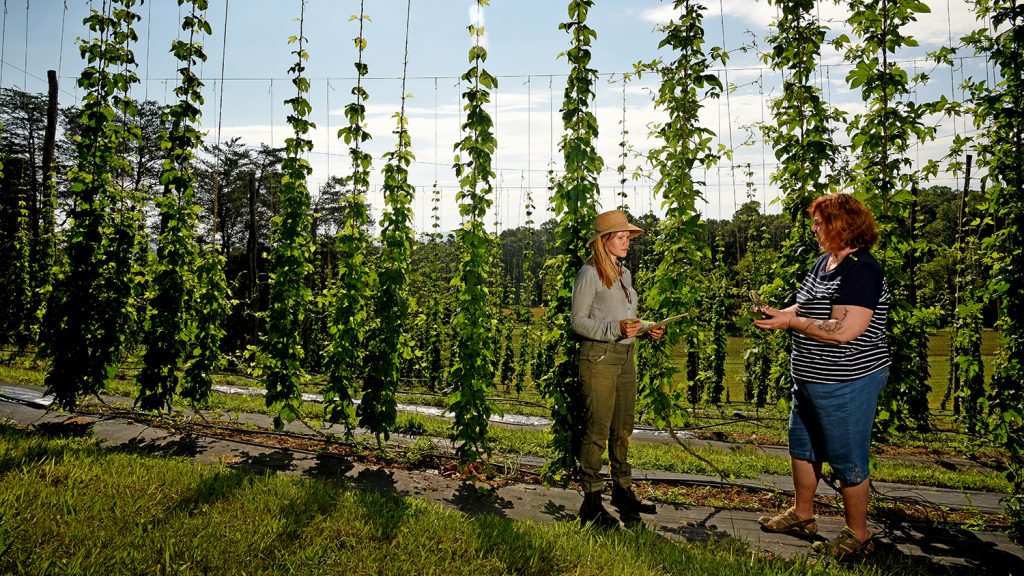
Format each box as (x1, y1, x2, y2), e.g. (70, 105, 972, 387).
(611, 484, 656, 515)
(578, 491, 620, 529)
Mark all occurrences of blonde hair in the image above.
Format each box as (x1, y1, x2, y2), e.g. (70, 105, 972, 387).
(587, 233, 621, 288)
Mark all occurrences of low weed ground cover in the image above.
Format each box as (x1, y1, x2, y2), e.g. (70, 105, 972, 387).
(386, 413, 1010, 493)
(0, 328, 1008, 498)
(0, 423, 953, 575)
(0, 363, 1008, 495)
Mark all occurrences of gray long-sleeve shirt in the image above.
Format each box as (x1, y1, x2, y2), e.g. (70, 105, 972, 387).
(570, 263, 638, 344)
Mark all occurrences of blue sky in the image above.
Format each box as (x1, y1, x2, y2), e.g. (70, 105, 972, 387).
(5, 0, 986, 233)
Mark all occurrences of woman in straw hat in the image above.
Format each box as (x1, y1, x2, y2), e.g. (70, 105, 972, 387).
(571, 209, 663, 529)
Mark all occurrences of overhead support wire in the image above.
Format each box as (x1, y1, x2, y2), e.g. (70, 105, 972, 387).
(526, 74, 531, 218)
(1, 0, 8, 89)
(618, 72, 628, 211)
(213, 0, 230, 240)
(945, 0, 960, 189)
(546, 75, 553, 217)
(433, 76, 439, 234)
(718, 0, 737, 221)
(57, 0, 67, 77)
(21, 0, 27, 89)
(326, 78, 331, 178)
(215, 0, 229, 150)
(758, 70, 767, 213)
(143, 0, 151, 100)
(493, 80, 499, 235)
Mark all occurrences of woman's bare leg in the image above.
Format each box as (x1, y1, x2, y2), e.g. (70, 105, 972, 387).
(792, 457, 821, 520)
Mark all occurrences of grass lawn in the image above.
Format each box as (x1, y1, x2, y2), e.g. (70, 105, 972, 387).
(0, 423, 952, 576)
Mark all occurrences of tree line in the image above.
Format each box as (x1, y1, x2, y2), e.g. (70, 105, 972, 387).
(0, 78, 999, 376)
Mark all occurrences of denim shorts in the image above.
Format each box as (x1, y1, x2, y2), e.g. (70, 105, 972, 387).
(788, 367, 889, 485)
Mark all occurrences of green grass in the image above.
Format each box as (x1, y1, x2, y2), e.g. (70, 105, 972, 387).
(0, 424, 952, 576)
(0, 330, 1008, 496)
(388, 413, 1010, 493)
(0, 357, 1004, 494)
(715, 330, 1000, 412)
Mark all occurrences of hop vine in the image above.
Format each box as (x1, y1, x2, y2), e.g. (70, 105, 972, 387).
(962, 0, 1024, 539)
(325, 1, 375, 434)
(136, 0, 211, 412)
(537, 0, 604, 485)
(261, 0, 316, 427)
(449, 0, 498, 465)
(839, 0, 942, 432)
(358, 0, 416, 443)
(40, 0, 143, 410)
(636, 0, 722, 423)
(759, 0, 847, 404)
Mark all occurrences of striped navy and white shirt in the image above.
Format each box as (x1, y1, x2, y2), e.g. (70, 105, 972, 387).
(791, 249, 890, 384)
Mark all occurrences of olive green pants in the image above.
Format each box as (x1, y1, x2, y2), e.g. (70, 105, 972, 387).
(578, 340, 636, 493)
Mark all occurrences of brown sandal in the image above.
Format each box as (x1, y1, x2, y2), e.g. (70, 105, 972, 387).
(757, 507, 817, 537)
(812, 526, 875, 559)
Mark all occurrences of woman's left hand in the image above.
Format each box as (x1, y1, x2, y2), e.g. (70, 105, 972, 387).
(753, 305, 793, 331)
(647, 325, 665, 340)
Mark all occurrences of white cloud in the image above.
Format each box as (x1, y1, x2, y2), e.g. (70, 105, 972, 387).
(639, 4, 677, 25)
(905, 0, 981, 46)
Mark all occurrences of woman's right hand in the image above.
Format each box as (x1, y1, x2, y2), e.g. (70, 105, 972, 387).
(619, 318, 642, 338)
(753, 306, 793, 331)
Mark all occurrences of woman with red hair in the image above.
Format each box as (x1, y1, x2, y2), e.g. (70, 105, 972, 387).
(754, 193, 889, 559)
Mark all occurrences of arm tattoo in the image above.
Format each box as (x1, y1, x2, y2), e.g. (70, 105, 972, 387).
(813, 307, 849, 334)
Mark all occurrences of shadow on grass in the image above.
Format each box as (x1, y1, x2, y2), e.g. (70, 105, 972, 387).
(352, 487, 413, 542)
(233, 448, 296, 474)
(305, 452, 357, 481)
(272, 479, 347, 548)
(468, 513, 562, 574)
(0, 422, 82, 472)
(446, 482, 514, 516)
(540, 499, 574, 523)
(660, 508, 733, 544)
(874, 520, 1024, 574)
(34, 417, 95, 438)
(178, 466, 255, 510)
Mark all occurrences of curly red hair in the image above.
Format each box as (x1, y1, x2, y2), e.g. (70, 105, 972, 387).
(808, 194, 879, 251)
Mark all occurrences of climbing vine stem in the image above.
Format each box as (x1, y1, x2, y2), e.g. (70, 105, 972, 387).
(136, 0, 210, 412)
(449, 0, 498, 465)
(261, 0, 316, 427)
(537, 0, 604, 485)
(358, 0, 416, 443)
(40, 0, 143, 410)
(325, 0, 374, 435)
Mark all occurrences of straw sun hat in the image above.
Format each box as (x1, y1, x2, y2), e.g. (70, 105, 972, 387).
(587, 210, 644, 246)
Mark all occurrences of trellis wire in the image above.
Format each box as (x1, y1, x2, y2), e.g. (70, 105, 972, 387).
(1, 0, 7, 89)
(142, 0, 150, 100)
(718, 0, 738, 222)
(325, 78, 330, 179)
(21, 0, 26, 89)
(57, 0, 66, 78)
(208, 0, 225, 237)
